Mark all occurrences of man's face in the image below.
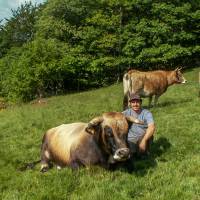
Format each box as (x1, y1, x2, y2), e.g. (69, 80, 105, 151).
(130, 99, 142, 112)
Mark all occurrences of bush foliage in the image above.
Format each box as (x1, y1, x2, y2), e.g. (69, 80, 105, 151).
(0, 0, 200, 101)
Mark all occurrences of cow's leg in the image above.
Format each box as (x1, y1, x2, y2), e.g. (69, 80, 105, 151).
(40, 140, 52, 173)
(154, 95, 160, 107)
(69, 160, 84, 170)
(40, 150, 52, 173)
(123, 92, 129, 110)
(148, 96, 153, 108)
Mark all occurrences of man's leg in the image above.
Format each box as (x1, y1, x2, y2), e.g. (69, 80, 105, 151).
(146, 136, 154, 155)
(137, 136, 154, 158)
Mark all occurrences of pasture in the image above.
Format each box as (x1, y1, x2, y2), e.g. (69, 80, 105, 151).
(0, 68, 200, 200)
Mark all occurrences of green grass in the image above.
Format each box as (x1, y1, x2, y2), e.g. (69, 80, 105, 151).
(1, 68, 200, 200)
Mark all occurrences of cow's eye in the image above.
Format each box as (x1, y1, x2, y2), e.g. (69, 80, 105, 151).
(104, 126, 113, 137)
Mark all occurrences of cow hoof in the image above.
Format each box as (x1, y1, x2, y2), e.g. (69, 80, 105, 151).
(40, 167, 49, 173)
(57, 165, 62, 170)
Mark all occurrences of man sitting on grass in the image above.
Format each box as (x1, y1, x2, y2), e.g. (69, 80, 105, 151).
(122, 94, 156, 158)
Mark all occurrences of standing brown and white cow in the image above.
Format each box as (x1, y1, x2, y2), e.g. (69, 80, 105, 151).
(21, 112, 143, 172)
(123, 68, 187, 109)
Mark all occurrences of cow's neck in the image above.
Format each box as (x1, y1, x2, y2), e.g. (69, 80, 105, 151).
(167, 71, 176, 86)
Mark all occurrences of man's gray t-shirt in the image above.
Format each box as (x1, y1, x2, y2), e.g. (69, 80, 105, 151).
(122, 108, 154, 143)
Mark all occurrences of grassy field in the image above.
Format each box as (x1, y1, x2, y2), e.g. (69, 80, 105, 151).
(0, 68, 200, 200)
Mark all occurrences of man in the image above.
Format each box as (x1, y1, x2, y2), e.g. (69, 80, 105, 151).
(122, 94, 156, 157)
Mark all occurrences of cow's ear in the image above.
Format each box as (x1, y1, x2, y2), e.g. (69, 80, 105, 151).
(85, 116, 104, 135)
(125, 116, 144, 124)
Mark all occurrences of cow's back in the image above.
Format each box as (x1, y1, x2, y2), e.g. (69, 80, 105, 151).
(142, 71, 169, 95)
(127, 70, 169, 96)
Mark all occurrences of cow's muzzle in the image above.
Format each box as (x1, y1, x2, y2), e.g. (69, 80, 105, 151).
(113, 148, 130, 161)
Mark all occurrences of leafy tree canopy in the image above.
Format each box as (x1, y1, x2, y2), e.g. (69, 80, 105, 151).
(0, 0, 199, 102)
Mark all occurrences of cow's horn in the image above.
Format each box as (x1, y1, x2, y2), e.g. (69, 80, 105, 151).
(175, 66, 182, 71)
(125, 116, 144, 124)
(85, 116, 104, 135)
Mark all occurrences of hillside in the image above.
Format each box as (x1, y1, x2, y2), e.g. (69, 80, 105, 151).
(0, 68, 200, 200)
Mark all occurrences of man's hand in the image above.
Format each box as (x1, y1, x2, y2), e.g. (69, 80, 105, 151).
(139, 123, 155, 152)
(139, 139, 147, 152)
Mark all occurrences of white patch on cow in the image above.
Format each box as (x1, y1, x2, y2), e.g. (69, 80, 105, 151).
(41, 163, 48, 170)
(113, 154, 121, 161)
(113, 154, 127, 161)
(57, 165, 62, 170)
(44, 150, 50, 159)
(181, 79, 186, 83)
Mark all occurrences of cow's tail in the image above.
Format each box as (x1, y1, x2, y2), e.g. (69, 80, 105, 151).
(123, 73, 131, 110)
(18, 160, 41, 171)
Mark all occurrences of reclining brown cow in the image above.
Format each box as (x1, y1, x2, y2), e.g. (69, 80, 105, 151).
(21, 112, 143, 172)
(123, 68, 187, 109)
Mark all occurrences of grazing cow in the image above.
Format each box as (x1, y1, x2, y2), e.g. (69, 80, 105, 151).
(123, 68, 187, 109)
(21, 112, 143, 172)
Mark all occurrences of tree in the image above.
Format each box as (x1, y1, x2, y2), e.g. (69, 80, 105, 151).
(0, 1, 44, 57)
(0, 0, 200, 102)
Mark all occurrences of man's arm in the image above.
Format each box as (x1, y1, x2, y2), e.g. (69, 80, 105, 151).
(139, 123, 156, 152)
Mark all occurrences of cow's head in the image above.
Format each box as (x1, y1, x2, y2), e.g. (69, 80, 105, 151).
(85, 112, 143, 163)
(174, 67, 187, 84)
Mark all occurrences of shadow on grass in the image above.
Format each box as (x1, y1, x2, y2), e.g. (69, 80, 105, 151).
(142, 98, 192, 109)
(157, 98, 192, 108)
(112, 137, 171, 176)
